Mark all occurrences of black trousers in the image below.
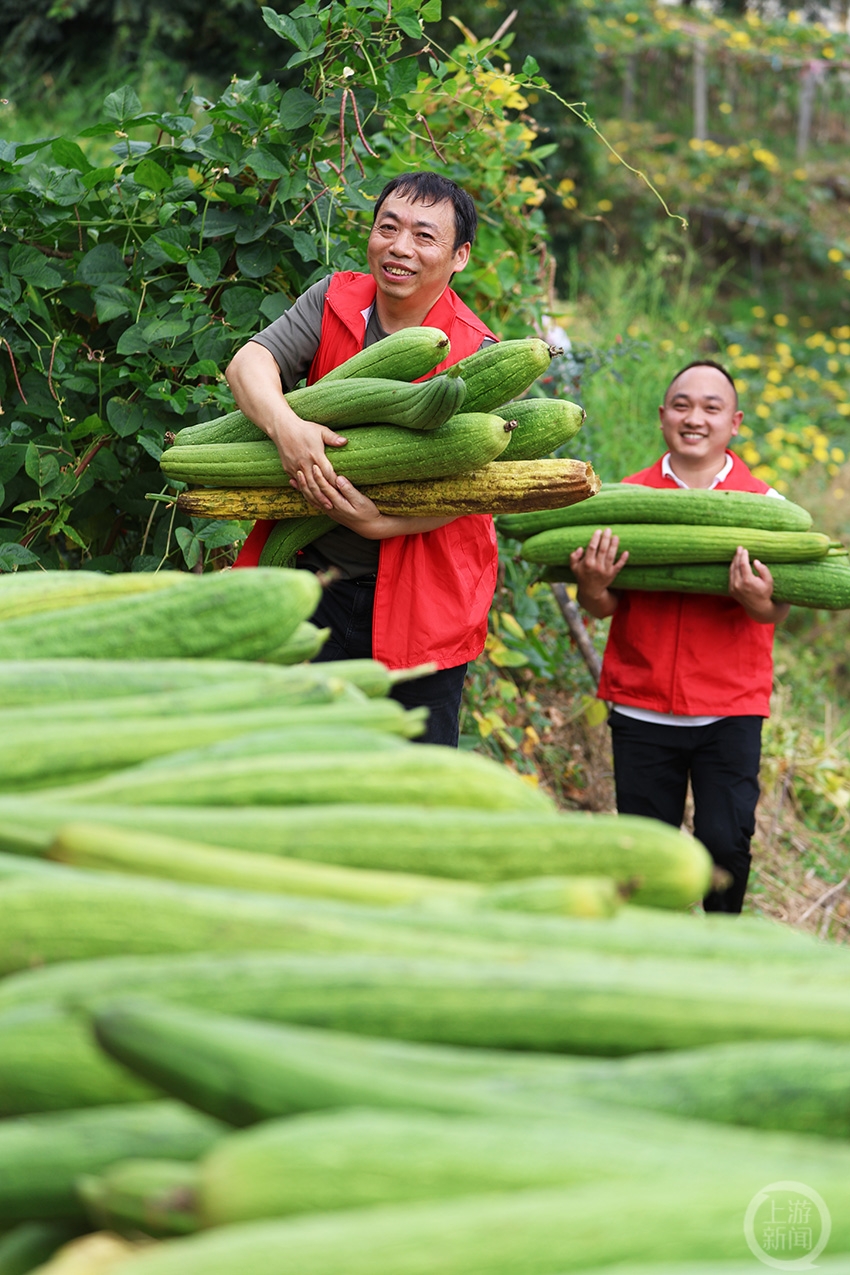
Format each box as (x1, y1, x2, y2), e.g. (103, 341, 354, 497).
(609, 711, 763, 914)
(309, 575, 468, 747)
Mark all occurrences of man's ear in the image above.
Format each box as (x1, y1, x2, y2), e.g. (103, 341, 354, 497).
(730, 409, 744, 437)
(452, 242, 471, 273)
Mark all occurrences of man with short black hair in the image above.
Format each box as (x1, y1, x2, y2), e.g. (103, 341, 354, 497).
(226, 171, 498, 745)
(570, 361, 789, 913)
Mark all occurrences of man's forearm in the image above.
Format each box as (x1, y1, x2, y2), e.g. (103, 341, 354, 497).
(575, 585, 620, 620)
(225, 342, 303, 442)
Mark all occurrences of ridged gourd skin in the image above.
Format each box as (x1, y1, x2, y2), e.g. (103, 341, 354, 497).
(0, 570, 185, 622)
(316, 325, 451, 383)
(191, 1107, 632, 1227)
(0, 1101, 223, 1223)
(170, 374, 466, 447)
(160, 414, 514, 488)
(264, 619, 330, 663)
(57, 747, 556, 813)
(491, 398, 585, 461)
(0, 800, 710, 911)
(0, 1003, 160, 1116)
(445, 338, 559, 412)
(542, 553, 850, 610)
(258, 516, 335, 569)
(0, 657, 348, 710)
(75, 948, 850, 1057)
(70, 1171, 850, 1275)
(0, 874, 508, 977)
(521, 524, 831, 568)
(498, 485, 815, 540)
(0, 568, 322, 662)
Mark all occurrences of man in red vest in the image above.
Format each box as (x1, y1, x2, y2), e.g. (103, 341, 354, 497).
(569, 360, 790, 913)
(225, 172, 498, 745)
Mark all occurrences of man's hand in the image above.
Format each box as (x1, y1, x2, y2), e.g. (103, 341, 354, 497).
(308, 468, 454, 539)
(569, 528, 629, 619)
(225, 341, 347, 505)
(728, 546, 790, 624)
(268, 416, 348, 507)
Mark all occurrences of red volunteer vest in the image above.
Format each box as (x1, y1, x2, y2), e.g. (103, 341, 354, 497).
(234, 272, 498, 670)
(596, 452, 776, 717)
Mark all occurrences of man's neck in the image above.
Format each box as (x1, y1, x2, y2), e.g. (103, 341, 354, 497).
(373, 287, 447, 335)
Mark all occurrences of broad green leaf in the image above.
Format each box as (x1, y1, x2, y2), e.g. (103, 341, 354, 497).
(106, 398, 144, 438)
(78, 243, 129, 287)
(187, 247, 222, 287)
(134, 157, 172, 192)
(50, 138, 93, 173)
(115, 324, 150, 356)
(197, 519, 250, 548)
(93, 284, 138, 322)
(0, 444, 26, 484)
(236, 242, 278, 278)
(103, 86, 143, 123)
(259, 293, 291, 323)
(9, 245, 63, 289)
(395, 13, 422, 39)
(262, 9, 317, 51)
(279, 88, 318, 131)
(0, 544, 40, 570)
(141, 317, 192, 343)
(220, 285, 263, 326)
(175, 525, 202, 570)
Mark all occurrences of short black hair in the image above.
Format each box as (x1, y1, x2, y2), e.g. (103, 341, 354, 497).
(664, 359, 739, 408)
(373, 172, 477, 252)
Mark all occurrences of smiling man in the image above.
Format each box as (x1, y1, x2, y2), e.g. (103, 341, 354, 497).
(569, 360, 790, 914)
(225, 172, 498, 745)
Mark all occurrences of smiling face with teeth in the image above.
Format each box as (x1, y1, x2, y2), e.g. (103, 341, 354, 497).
(658, 362, 744, 481)
(366, 193, 471, 331)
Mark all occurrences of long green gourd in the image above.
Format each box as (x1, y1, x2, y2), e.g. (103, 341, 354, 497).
(541, 552, 850, 610)
(0, 568, 321, 662)
(72, 949, 850, 1058)
(96, 1170, 850, 1275)
(0, 707, 423, 792)
(315, 325, 451, 383)
(47, 823, 618, 917)
(0, 875, 528, 977)
(0, 1101, 223, 1223)
(55, 747, 556, 812)
(170, 374, 467, 447)
(262, 619, 330, 663)
(0, 1003, 160, 1116)
(521, 524, 831, 567)
(498, 484, 814, 540)
(160, 413, 515, 487)
(0, 657, 351, 709)
(0, 570, 186, 622)
(445, 338, 559, 412)
(258, 515, 335, 569)
(0, 800, 711, 910)
(491, 397, 585, 461)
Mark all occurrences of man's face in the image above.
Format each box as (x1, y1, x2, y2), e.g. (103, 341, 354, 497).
(367, 194, 470, 313)
(659, 365, 744, 466)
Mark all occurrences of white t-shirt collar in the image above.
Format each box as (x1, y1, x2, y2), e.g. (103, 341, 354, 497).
(660, 451, 733, 490)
